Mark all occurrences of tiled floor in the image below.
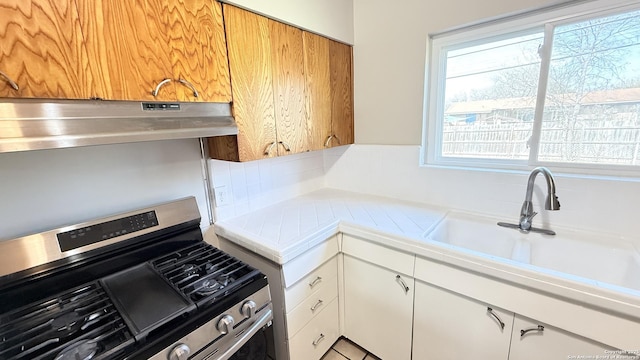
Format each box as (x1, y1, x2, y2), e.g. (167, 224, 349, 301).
(321, 337, 381, 360)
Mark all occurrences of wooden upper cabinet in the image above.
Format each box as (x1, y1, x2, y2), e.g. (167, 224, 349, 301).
(269, 20, 307, 156)
(76, 0, 231, 101)
(302, 32, 332, 152)
(0, 0, 88, 99)
(77, 0, 177, 100)
(210, 4, 277, 161)
(209, 6, 354, 162)
(1, 0, 231, 101)
(166, 0, 231, 102)
(329, 40, 354, 147)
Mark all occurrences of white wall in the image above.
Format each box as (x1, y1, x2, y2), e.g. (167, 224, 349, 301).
(353, 0, 571, 145)
(0, 140, 208, 240)
(221, 0, 354, 44)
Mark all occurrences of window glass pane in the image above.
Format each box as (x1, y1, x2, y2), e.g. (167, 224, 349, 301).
(442, 32, 542, 160)
(539, 10, 640, 165)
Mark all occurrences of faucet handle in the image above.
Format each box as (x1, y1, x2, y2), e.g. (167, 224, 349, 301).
(519, 211, 537, 231)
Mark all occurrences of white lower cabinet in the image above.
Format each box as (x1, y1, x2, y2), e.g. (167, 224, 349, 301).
(289, 297, 340, 360)
(510, 315, 614, 360)
(412, 280, 512, 360)
(413, 280, 616, 360)
(343, 255, 414, 360)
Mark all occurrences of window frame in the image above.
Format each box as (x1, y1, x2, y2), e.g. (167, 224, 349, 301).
(423, 0, 640, 177)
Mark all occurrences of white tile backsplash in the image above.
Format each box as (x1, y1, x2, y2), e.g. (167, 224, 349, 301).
(324, 145, 640, 240)
(210, 144, 638, 239)
(210, 150, 326, 221)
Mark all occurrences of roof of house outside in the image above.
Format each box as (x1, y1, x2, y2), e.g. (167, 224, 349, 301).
(445, 87, 640, 114)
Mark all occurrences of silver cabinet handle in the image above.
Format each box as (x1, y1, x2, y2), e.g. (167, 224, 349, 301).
(177, 78, 199, 98)
(487, 307, 505, 330)
(324, 135, 334, 147)
(152, 78, 172, 97)
(152, 78, 199, 98)
(395, 275, 409, 294)
(324, 134, 343, 147)
(278, 141, 291, 152)
(310, 299, 324, 312)
(0, 70, 19, 91)
(312, 333, 325, 346)
(309, 276, 322, 288)
(264, 142, 277, 155)
(520, 325, 544, 337)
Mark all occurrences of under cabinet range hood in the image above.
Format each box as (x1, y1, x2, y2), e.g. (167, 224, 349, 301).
(0, 99, 237, 153)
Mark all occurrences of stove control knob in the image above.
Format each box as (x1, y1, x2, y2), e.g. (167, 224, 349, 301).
(241, 300, 257, 318)
(217, 314, 235, 335)
(168, 343, 190, 360)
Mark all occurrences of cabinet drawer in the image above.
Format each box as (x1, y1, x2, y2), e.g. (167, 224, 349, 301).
(286, 275, 338, 337)
(342, 235, 414, 276)
(289, 298, 339, 360)
(284, 256, 338, 312)
(282, 236, 339, 287)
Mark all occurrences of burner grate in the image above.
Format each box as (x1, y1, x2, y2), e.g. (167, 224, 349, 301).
(0, 282, 135, 360)
(153, 243, 260, 307)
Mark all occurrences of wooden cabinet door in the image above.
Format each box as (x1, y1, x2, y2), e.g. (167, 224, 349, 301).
(166, 0, 230, 102)
(77, 0, 177, 100)
(509, 315, 615, 360)
(269, 20, 307, 156)
(343, 255, 413, 360)
(302, 32, 332, 152)
(413, 280, 512, 360)
(329, 40, 354, 147)
(0, 0, 88, 99)
(221, 5, 277, 161)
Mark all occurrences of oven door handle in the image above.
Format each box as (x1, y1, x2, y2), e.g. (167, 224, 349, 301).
(202, 308, 273, 360)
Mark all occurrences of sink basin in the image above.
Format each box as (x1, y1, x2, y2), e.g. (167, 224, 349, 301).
(424, 211, 640, 292)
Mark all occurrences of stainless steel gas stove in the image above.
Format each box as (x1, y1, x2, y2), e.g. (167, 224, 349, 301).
(0, 197, 274, 360)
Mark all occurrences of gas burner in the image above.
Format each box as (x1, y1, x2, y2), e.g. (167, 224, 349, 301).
(205, 262, 218, 274)
(54, 339, 99, 360)
(52, 312, 81, 338)
(183, 264, 200, 275)
(51, 309, 107, 337)
(197, 275, 230, 296)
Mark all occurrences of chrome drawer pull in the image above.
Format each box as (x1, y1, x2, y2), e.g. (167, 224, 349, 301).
(312, 333, 325, 346)
(309, 276, 322, 288)
(487, 307, 505, 330)
(310, 299, 324, 312)
(396, 275, 409, 294)
(520, 325, 544, 337)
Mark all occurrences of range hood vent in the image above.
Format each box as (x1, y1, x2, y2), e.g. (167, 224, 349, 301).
(0, 99, 237, 153)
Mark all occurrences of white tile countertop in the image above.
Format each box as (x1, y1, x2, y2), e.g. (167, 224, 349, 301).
(213, 188, 640, 323)
(214, 189, 446, 263)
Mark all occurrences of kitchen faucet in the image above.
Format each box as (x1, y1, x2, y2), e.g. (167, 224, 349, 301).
(498, 167, 560, 235)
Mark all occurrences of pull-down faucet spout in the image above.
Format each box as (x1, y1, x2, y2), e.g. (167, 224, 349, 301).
(498, 167, 560, 235)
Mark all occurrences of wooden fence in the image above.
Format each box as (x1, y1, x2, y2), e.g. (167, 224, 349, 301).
(442, 121, 640, 165)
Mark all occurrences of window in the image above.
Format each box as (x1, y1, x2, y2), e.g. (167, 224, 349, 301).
(425, 0, 640, 174)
